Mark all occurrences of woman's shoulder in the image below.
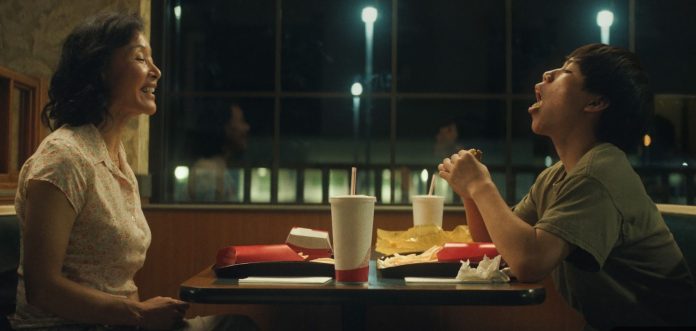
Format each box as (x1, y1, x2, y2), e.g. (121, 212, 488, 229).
(30, 125, 103, 170)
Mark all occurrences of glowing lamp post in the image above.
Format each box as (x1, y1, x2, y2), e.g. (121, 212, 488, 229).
(361, 6, 377, 165)
(351, 82, 363, 162)
(173, 5, 182, 20)
(596, 10, 614, 44)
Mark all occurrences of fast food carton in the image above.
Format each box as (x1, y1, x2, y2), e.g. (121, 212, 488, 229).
(215, 244, 305, 267)
(436, 242, 499, 263)
(285, 227, 333, 260)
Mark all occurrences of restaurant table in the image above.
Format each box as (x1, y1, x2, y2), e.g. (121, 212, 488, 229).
(179, 261, 546, 331)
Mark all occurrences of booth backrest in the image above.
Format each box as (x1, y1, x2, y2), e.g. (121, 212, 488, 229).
(661, 208, 696, 326)
(0, 212, 20, 317)
(663, 213, 696, 276)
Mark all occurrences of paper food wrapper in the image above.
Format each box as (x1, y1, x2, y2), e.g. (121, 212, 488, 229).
(456, 255, 510, 283)
(436, 242, 499, 263)
(215, 244, 305, 267)
(285, 227, 333, 260)
(376, 224, 472, 255)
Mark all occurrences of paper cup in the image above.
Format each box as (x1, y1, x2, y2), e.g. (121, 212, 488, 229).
(329, 195, 376, 283)
(411, 195, 444, 227)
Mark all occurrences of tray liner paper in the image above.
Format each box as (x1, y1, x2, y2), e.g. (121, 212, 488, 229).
(376, 224, 472, 255)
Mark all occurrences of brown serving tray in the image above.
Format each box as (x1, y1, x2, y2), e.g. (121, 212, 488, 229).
(377, 261, 463, 279)
(213, 261, 334, 279)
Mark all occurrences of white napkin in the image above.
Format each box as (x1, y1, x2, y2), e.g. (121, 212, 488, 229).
(405, 255, 510, 284)
(455, 255, 510, 282)
(405, 277, 498, 284)
(238, 276, 332, 284)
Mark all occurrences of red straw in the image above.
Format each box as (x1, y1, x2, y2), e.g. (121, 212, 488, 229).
(350, 167, 357, 195)
(428, 174, 436, 195)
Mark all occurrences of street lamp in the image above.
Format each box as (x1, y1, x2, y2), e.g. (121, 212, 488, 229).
(596, 10, 614, 44)
(361, 7, 378, 24)
(351, 82, 363, 96)
(361, 7, 377, 82)
(351, 82, 363, 163)
(174, 5, 182, 20)
(361, 6, 377, 167)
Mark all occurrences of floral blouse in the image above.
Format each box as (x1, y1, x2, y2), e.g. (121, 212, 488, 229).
(12, 124, 151, 329)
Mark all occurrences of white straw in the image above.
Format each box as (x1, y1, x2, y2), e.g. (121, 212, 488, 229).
(428, 174, 436, 195)
(350, 167, 357, 195)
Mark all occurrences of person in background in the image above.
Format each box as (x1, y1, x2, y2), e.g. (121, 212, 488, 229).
(433, 121, 462, 159)
(13, 12, 255, 330)
(188, 104, 250, 202)
(439, 44, 695, 330)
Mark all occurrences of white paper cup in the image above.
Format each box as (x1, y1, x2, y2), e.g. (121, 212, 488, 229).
(329, 195, 376, 283)
(411, 195, 444, 228)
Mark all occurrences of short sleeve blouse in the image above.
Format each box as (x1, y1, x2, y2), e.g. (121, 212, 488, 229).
(12, 124, 151, 329)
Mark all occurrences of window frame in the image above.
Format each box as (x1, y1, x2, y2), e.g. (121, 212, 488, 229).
(150, 0, 696, 206)
(0, 65, 47, 204)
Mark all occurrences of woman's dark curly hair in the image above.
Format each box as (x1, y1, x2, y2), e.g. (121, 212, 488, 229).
(42, 12, 144, 130)
(567, 43, 653, 153)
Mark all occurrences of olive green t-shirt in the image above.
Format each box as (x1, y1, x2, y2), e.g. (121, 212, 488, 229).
(514, 143, 695, 330)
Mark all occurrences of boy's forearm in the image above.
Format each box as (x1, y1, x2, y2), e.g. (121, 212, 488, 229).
(470, 182, 539, 270)
(463, 197, 491, 242)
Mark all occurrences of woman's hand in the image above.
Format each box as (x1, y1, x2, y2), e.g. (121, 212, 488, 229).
(438, 149, 492, 199)
(137, 296, 189, 330)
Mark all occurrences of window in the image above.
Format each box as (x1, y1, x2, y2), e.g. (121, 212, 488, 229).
(0, 66, 45, 203)
(152, 0, 696, 205)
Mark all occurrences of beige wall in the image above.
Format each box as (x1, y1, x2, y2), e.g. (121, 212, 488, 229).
(0, 0, 151, 175)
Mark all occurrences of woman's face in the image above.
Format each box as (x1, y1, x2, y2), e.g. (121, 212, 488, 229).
(225, 105, 250, 151)
(105, 32, 161, 119)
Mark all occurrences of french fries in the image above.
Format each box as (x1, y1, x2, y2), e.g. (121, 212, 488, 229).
(377, 246, 442, 269)
(468, 148, 483, 161)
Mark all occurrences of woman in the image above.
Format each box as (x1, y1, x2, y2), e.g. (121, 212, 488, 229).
(188, 104, 249, 202)
(12, 12, 254, 330)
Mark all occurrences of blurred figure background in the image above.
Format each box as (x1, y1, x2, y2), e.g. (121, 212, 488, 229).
(189, 104, 250, 202)
(433, 121, 463, 159)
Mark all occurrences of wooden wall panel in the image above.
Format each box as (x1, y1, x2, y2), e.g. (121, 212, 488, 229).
(137, 208, 585, 331)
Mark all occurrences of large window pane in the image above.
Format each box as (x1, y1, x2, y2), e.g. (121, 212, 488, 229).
(642, 97, 696, 167)
(511, 99, 556, 167)
(398, 0, 505, 92)
(303, 169, 323, 203)
(251, 167, 272, 202)
(282, 0, 392, 92)
(155, 1, 696, 206)
(396, 99, 506, 165)
(329, 169, 349, 197)
(636, 0, 696, 93)
(511, 99, 556, 202)
(166, 97, 273, 202)
(168, 0, 275, 91)
(278, 168, 298, 203)
(512, 0, 629, 93)
(279, 98, 390, 165)
(396, 99, 506, 201)
(635, 97, 696, 205)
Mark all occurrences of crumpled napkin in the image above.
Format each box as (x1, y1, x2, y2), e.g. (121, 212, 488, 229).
(456, 255, 510, 283)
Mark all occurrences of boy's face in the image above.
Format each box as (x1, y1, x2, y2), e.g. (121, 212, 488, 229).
(528, 59, 601, 138)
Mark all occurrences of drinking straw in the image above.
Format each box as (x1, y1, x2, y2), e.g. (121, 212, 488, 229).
(351, 167, 357, 195)
(428, 174, 436, 195)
